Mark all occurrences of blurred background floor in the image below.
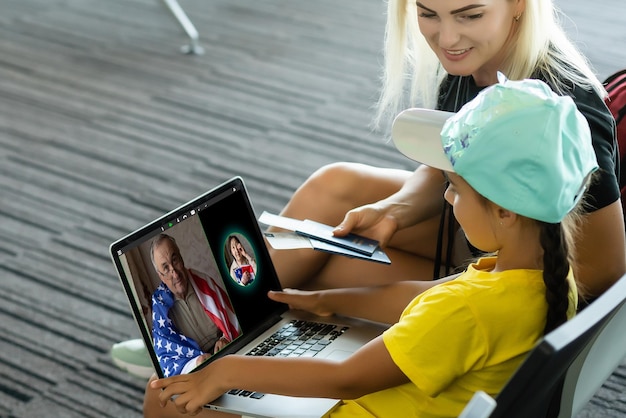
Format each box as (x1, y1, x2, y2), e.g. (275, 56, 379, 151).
(0, 0, 624, 417)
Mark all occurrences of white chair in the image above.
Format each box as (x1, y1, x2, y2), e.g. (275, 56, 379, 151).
(458, 391, 496, 418)
(557, 285, 626, 417)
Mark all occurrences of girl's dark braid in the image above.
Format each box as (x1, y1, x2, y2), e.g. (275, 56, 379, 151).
(539, 222, 571, 335)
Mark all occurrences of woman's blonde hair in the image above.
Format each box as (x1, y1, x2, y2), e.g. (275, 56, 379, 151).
(374, 0, 607, 128)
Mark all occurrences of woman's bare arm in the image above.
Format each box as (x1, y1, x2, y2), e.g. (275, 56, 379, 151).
(334, 165, 448, 246)
(574, 200, 626, 297)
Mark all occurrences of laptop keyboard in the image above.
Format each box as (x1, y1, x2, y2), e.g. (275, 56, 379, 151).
(227, 320, 349, 399)
(246, 320, 348, 358)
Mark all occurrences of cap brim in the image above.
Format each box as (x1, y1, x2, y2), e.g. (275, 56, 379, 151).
(391, 108, 455, 172)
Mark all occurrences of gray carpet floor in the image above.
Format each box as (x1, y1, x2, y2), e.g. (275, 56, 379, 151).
(0, 0, 624, 417)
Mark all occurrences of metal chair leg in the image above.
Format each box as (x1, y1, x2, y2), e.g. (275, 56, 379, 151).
(160, 0, 205, 55)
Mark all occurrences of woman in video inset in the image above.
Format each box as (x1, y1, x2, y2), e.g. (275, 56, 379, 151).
(226, 234, 257, 286)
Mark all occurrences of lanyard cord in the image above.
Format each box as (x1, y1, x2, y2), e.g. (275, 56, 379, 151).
(433, 76, 464, 279)
(433, 194, 457, 278)
(433, 198, 448, 278)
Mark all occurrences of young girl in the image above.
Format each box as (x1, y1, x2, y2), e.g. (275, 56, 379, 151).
(146, 77, 595, 418)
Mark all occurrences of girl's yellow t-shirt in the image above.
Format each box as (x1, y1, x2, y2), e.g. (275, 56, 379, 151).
(328, 257, 577, 418)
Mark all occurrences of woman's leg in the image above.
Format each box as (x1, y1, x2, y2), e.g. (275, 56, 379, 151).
(144, 374, 239, 418)
(268, 162, 451, 290)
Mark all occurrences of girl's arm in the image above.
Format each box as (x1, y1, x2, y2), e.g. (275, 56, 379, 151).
(151, 336, 408, 415)
(268, 276, 458, 325)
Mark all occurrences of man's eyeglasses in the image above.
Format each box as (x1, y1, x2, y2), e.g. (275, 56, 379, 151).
(158, 254, 183, 278)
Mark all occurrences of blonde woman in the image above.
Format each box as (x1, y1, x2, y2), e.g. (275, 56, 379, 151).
(268, 0, 625, 300)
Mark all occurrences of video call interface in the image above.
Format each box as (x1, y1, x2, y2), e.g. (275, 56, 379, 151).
(116, 182, 284, 376)
(197, 185, 284, 328)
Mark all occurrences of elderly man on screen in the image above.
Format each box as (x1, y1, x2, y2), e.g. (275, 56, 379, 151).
(150, 234, 240, 376)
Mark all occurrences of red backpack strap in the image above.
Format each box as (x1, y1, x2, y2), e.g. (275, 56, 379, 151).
(604, 70, 626, 203)
(605, 69, 626, 125)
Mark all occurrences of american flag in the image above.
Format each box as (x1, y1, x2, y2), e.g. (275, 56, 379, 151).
(151, 269, 241, 376)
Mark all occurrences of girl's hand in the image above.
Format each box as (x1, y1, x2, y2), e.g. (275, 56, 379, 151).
(268, 289, 333, 317)
(333, 203, 399, 248)
(150, 365, 225, 416)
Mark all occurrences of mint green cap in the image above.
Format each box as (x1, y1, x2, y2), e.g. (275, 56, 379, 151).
(392, 74, 598, 223)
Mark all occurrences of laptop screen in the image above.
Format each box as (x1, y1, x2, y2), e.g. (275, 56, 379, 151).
(110, 177, 285, 377)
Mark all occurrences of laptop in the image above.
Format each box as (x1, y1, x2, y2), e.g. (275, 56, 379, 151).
(109, 176, 388, 418)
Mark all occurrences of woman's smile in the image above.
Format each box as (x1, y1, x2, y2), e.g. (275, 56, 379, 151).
(442, 47, 473, 61)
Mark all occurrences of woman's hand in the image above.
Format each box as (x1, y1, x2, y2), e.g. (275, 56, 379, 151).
(213, 336, 230, 354)
(268, 289, 333, 317)
(333, 165, 448, 248)
(332, 203, 400, 248)
(195, 353, 212, 366)
(241, 271, 252, 285)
